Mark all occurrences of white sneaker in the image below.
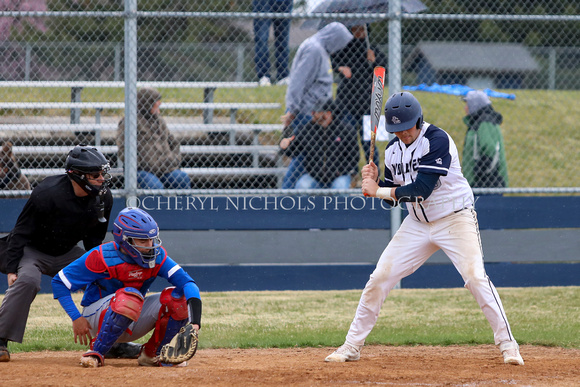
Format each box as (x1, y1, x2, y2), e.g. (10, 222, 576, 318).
(276, 76, 290, 86)
(324, 342, 361, 362)
(500, 341, 524, 365)
(258, 76, 271, 86)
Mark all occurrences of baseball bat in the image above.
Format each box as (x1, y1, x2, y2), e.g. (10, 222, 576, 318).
(368, 66, 386, 165)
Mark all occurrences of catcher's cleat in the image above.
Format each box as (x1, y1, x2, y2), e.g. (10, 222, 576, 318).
(325, 342, 361, 362)
(138, 348, 187, 367)
(500, 341, 524, 365)
(80, 350, 105, 368)
(137, 349, 160, 367)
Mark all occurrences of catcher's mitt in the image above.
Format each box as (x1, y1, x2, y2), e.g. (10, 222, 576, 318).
(158, 323, 199, 364)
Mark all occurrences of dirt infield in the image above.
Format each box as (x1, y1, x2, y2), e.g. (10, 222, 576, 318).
(2, 345, 579, 386)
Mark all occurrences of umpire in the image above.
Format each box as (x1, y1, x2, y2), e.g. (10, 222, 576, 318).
(0, 145, 114, 362)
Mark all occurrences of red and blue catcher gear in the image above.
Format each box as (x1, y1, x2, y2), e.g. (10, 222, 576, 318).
(113, 207, 161, 269)
(109, 287, 144, 321)
(52, 241, 201, 321)
(66, 242, 164, 307)
(141, 287, 188, 360)
(91, 288, 144, 359)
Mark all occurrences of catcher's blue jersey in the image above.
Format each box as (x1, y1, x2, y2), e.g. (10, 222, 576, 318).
(52, 242, 199, 320)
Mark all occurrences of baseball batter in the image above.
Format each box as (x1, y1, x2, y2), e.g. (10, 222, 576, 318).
(325, 92, 524, 365)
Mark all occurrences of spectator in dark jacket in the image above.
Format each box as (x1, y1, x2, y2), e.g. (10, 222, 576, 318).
(279, 99, 359, 189)
(331, 24, 387, 168)
(117, 88, 190, 189)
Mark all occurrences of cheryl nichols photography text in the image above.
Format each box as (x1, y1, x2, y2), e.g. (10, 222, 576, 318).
(126, 195, 477, 213)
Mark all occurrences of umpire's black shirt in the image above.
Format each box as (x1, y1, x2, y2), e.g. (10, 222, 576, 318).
(4, 174, 113, 274)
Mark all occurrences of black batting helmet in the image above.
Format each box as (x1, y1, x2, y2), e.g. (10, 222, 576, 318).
(384, 92, 423, 133)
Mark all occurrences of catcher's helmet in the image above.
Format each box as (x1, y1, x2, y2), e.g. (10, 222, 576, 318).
(65, 145, 111, 196)
(384, 92, 423, 133)
(113, 207, 161, 269)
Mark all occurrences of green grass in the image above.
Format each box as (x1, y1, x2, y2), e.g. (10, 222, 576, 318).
(2, 86, 580, 187)
(4, 286, 580, 353)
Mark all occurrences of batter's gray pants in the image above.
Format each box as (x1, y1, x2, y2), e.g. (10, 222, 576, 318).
(0, 244, 86, 343)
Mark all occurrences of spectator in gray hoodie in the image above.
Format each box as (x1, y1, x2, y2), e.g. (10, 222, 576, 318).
(280, 22, 353, 189)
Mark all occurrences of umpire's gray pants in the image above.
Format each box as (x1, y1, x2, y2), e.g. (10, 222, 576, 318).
(0, 245, 85, 343)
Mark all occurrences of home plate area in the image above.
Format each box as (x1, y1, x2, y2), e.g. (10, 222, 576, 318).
(3, 345, 580, 386)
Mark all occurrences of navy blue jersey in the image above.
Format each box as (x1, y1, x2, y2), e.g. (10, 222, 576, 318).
(383, 122, 474, 222)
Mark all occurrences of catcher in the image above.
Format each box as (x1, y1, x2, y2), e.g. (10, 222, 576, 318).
(52, 207, 201, 367)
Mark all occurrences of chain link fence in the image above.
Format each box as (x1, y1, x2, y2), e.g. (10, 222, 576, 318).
(1, 0, 579, 197)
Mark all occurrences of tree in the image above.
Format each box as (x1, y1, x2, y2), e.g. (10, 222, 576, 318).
(0, 0, 48, 41)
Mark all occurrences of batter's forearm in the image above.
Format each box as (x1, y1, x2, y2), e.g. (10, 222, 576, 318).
(394, 172, 439, 201)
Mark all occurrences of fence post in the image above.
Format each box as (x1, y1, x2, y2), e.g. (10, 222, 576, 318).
(114, 43, 122, 82)
(236, 44, 244, 82)
(124, 0, 138, 201)
(24, 43, 32, 81)
(70, 87, 82, 124)
(95, 108, 102, 147)
(548, 47, 556, 90)
(229, 108, 238, 145)
(203, 87, 216, 124)
(389, 0, 403, 289)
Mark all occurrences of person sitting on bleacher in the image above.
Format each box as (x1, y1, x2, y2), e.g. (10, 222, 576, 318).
(117, 88, 191, 189)
(278, 98, 359, 189)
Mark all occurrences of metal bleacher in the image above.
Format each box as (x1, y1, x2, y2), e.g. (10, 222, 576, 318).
(0, 81, 287, 190)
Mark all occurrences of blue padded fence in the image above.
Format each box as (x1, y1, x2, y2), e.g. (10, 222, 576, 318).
(1, 262, 579, 294)
(1, 195, 579, 232)
(0, 195, 579, 293)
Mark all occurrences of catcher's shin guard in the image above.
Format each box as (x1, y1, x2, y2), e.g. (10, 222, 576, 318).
(142, 287, 188, 358)
(92, 287, 144, 356)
